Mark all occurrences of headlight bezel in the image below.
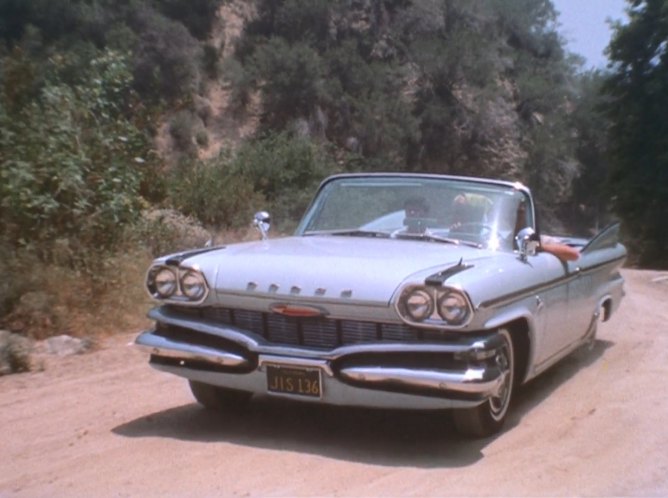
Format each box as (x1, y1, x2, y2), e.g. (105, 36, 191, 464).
(396, 284, 473, 329)
(146, 264, 209, 304)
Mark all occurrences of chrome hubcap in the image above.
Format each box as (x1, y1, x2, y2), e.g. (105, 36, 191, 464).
(490, 339, 513, 419)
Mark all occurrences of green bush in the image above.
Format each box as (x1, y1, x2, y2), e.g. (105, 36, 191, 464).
(169, 110, 198, 154)
(157, 0, 222, 40)
(250, 38, 325, 128)
(134, 209, 212, 257)
(131, 8, 202, 102)
(221, 57, 253, 114)
(165, 133, 337, 232)
(230, 132, 336, 229)
(0, 49, 153, 266)
(167, 156, 265, 229)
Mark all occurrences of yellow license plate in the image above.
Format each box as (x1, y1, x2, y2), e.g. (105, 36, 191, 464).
(266, 365, 322, 398)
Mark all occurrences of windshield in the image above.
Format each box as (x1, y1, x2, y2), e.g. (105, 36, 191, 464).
(296, 175, 534, 252)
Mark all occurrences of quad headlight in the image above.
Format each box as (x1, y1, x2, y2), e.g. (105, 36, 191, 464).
(181, 270, 207, 300)
(437, 291, 470, 324)
(155, 268, 178, 298)
(146, 265, 209, 303)
(397, 285, 472, 328)
(404, 288, 434, 321)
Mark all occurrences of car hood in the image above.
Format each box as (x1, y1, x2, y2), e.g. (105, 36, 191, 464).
(183, 236, 498, 305)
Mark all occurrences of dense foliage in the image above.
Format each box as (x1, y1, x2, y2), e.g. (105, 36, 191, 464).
(1, 0, 666, 337)
(230, 0, 584, 227)
(0, 48, 153, 262)
(603, 0, 668, 268)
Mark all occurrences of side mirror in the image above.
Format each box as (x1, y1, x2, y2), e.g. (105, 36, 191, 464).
(253, 211, 271, 240)
(516, 227, 539, 261)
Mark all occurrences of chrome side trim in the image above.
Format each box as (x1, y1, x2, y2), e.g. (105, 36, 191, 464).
(479, 256, 625, 309)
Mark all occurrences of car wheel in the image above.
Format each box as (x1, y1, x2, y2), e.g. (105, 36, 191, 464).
(188, 380, 252, 411)
(452, 328, 515, 438)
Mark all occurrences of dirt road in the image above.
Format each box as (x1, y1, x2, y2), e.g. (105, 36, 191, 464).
(1, 269, 667, 497)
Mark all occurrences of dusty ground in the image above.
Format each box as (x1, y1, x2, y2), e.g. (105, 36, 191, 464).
(1, 269, 667, 497)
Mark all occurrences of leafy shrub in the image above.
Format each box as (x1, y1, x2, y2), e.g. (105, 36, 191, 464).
(164, 132, 337, 232)
(250, 38, 325, 128)
(221, 57, 253, 114)
(195, 129, 210, 148)
(230, 132, 336, 229)
(157, 0, 222, 40)
(0, 331, 32, 375)
(134, 209, 212, 257)
(130, 7, 201, 102)
(169, 110, 199, 154)
(167, 156, 265, 229)
(0, 49, 153, 265)
(202, 43, 221, 79)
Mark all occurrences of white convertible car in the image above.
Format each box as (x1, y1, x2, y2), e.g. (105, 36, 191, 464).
(135, 173, 626, 437)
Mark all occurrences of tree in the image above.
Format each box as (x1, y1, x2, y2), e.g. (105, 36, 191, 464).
(230, 0, 582, 211)
(603, 0, 668, 267)
(566, 71, 613, 234)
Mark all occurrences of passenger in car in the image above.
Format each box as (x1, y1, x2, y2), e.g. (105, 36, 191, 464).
(450, 193, 493, 230)
(540, 236, 580, 261)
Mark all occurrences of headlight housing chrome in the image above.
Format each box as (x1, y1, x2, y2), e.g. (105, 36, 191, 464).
(396, 285, 472, 328)
(146, 265, 209, 304)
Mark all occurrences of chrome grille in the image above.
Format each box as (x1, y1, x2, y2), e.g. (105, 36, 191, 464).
(182, 307, 425, 350)
(302, 319, 339, 349)
(341, 320, 378, 344)
(265, 314, 300, 345)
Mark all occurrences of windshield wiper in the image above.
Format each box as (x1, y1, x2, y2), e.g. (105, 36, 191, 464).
(392, 231, 482, 248)
(303, 229, 391, 238)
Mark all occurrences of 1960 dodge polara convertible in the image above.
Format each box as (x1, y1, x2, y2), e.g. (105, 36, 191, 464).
(135, 173, 626, 437)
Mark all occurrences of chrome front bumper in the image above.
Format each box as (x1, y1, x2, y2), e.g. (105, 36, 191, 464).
(135, 309, 507, 411)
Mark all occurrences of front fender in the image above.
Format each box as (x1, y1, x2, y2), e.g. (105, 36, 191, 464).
(482, 301, 541, 384)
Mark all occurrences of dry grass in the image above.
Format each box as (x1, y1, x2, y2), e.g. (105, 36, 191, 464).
(2, 248, 154, 339)
(1, 227, 275, 340)
(67, 249, 156, 337)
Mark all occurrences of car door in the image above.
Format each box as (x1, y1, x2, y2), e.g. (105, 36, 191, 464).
(531, 252, 574, 367)
(540, 223, 624, 365)
(567, 223, 625, 341)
